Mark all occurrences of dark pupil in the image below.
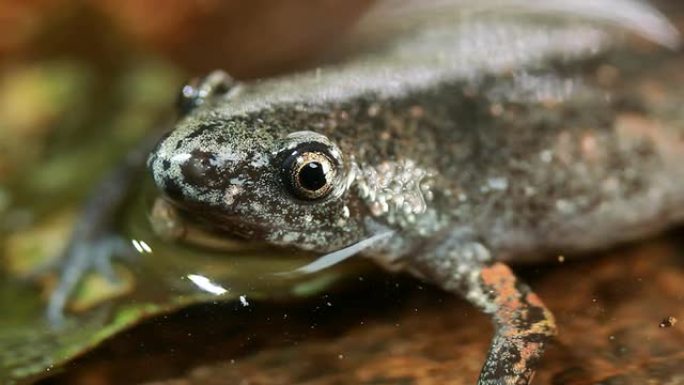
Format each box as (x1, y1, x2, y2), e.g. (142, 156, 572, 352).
(298, 162, 327, 191)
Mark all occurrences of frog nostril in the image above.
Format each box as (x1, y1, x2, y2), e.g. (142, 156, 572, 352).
(161, 159, 171, 172)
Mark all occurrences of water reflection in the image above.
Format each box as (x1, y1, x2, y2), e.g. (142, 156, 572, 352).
(186, 274, 228, 296)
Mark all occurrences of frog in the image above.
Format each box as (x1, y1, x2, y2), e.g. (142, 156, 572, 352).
(48, 0, 684, 384)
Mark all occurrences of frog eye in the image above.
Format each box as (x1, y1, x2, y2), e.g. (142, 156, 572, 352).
(176, 70, 235, 116)
(280, 143, 338, 201)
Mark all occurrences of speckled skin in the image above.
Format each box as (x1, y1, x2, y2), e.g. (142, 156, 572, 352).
(145, 3, 684, 383)
(150, 8, 684, 266)
(56, 1, 684, 384)
(152, 63, 684, 263)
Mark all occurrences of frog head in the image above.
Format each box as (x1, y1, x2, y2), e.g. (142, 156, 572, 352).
(148, 112, 371, 255)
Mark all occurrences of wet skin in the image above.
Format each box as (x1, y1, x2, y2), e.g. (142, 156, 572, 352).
(51, 1, 684, 384)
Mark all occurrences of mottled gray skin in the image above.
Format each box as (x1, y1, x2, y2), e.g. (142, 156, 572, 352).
(145, 6, 684, 384)
(55, 1, 684, 384)
(150, 24, 684, 267)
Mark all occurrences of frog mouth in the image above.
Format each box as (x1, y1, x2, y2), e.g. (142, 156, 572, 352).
(277, 230, 395, 276)
(150, 197, 271, 252)
(151, 197, 394, 274)
(156, 208, 394, 275)
(177, 212, 396, 275)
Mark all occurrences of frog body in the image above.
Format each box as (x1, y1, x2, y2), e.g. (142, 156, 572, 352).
(53, 1, 684, 384)
(150, 10, 684, 266)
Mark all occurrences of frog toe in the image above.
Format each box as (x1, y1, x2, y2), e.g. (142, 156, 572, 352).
(47, 236, 134, 326)
(92, 238, 137, 282)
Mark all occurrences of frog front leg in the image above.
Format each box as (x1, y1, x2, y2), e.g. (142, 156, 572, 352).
(46, 143, 150, 325)
(409, 238, 557, 385)
(46, 70, 237, 325)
